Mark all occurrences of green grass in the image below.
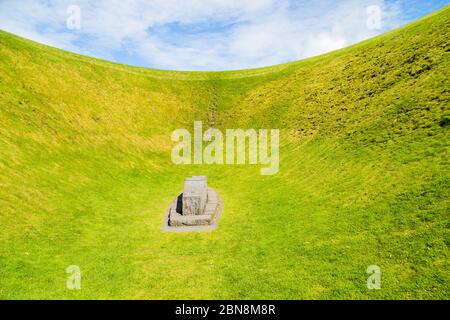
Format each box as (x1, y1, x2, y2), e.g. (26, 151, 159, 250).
(0, 6, 449, 299)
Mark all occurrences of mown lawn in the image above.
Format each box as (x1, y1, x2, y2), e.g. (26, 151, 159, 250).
(0, 6, 448, 299)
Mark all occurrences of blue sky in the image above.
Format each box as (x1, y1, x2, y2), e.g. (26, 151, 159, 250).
(0, 0, 448, 71)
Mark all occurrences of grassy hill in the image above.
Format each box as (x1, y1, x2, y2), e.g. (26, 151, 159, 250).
(0, 6, 448, 299)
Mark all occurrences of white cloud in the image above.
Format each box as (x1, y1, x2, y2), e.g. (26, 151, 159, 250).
(0, 0, 404, 71)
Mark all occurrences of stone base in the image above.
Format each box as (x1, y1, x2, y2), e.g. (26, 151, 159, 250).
(162, 188, 223, 232)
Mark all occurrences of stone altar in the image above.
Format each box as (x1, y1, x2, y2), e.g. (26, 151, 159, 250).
(163, 176, 223, 232)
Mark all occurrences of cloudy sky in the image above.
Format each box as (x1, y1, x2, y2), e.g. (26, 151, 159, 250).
(0, 0, 448, 71)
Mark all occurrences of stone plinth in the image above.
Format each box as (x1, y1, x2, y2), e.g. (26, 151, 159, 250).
(168, 188, 221, 227)
(163, 178, 223, 232)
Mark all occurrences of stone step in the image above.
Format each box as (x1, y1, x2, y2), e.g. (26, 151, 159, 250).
(204, 203, 218, 214)
(169, 209, 212, 226)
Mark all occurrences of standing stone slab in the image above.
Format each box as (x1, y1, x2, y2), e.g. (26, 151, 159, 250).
(182, 176, 208, 215)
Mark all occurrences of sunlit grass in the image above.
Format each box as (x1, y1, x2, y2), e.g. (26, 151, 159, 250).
(0, 6, 448, 299)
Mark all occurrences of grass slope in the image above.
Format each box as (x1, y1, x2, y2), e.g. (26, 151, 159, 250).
(0, 7, 449, 299)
